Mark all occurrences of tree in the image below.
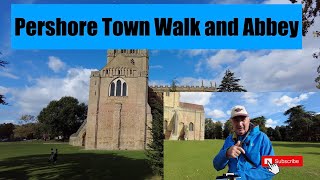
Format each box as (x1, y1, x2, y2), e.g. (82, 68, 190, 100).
(215, 121, 223, 139)
(266, 127, 274, 140)
(205, 118, 215, 139)
(223, 120, 233, 138)
(290, 0, 320, 88)
(273, 126, 282, 141)
(0, 123, 15, 140)
(310, 114, 320, 141)
(251, 116, 267, 133)
(217, 69, 247, 92)
(145, 88, 164, 178)
(170, 79, 178, 92)
(37, 96, 87, 140)
(14, 114, 42, 140)
(0, 52, 9, 105)
(289, 0, 320, 36)
(316, 56, 320, 89)
(284, 105, 313, 141)
(279, 125, 290, 141)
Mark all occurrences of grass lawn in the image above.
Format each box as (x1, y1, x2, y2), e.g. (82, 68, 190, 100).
(164, 140, 320, 180)
(0, 141, 160, 180)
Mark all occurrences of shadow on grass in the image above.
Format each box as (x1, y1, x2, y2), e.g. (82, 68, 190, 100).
(0, 153, 154, 180)
(272, 142, 320, 148)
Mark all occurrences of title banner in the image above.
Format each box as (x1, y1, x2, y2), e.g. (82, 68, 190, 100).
(11, 4, 302, 49)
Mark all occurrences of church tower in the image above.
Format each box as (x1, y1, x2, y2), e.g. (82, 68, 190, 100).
(85, 49, 152, 150)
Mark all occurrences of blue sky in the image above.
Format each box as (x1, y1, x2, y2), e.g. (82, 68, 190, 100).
(0, 0, 319, 124)
(180, 92, 320, 128)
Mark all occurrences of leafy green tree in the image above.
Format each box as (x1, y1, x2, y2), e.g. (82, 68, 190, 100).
(215, 121, 223, 139)
(37, 96, 87, 140)
(310, 114, 320, 141)
(0, 123, 14, 140)
(14, 115, 42, 140)
(284, 105, 313, 141)
(145, 88, 164, 178)
(279, 125, 290, 141)
(205, 118, 215, 139)
(273, 126, 282, 141)
(266, 127, 274, 140)
(251, 116, 267, 133)
(217, 69, 247, 92)
(223, 120, 233, 138)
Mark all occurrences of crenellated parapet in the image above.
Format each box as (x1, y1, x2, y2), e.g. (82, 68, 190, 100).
(150, 84, 216, 92)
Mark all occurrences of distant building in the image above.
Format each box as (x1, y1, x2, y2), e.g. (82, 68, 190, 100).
(163, 92, 205, 141)
(70, 50, 214, 150)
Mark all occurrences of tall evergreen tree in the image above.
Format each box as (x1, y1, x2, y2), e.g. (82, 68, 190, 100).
(217, 69, 247, 92)
(251, 116, 267, 133)
(145, 88, 164, 178)
(284, 105, 313, 141)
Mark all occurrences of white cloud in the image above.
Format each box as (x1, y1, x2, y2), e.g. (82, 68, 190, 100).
(242, 92, 258, 104)
(10, 67, 96, 115)
(227, 110, 231, 115)
(208, 109, 227, 119)
(0, 69, 19, 79)
(176, 77, 216, 87)
(150, 50, 160, 55)
(150, 65, 163, 69)
(273, 92, 314, 107)
(180, 92, 213, 106)
(179, 49, 218, 57)
(1, 120, 16, 124)
(266, 118, 279, 128)
(48, 56, 66, 72)
(206, 50, 240, 69)
(148, 80, 169, 86)
(233, 49, 319, 91)
(0, 86, 9, 95)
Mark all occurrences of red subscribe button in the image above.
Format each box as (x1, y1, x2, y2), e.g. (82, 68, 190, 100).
(262, 156, 303, 167)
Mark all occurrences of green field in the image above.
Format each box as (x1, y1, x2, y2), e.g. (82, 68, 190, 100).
(0, 141, 159, 180)
(164, 140, 320, 180)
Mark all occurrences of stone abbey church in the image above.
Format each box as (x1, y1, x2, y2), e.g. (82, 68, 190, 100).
(70, 49, 215, 150)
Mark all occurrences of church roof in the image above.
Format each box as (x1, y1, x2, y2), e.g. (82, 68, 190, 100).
(179, 102, 204, 111)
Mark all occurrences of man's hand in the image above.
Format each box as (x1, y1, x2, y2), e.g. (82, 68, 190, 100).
(226, 141, 246, 158)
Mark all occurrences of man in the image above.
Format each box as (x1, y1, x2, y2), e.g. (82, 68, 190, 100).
(53, 149, 58, 164)
(213, 105, 276, 180)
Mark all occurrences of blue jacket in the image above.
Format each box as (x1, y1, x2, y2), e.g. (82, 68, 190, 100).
(213, 125, 275, 180)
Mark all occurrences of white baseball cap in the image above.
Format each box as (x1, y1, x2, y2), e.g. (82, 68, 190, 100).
(230, 105, 248, 119)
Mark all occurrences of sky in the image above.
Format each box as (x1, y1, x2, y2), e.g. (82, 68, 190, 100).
(180, 92, 320, 128)
(0, 0, 319, 125)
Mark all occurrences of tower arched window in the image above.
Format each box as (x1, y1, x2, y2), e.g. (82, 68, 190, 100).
(116, 80, 121, 96)
(110, 82, 115, 96)
(109, 78, 128, 96)
(189, 122, 194, 131)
